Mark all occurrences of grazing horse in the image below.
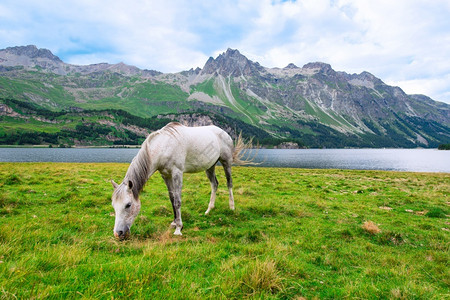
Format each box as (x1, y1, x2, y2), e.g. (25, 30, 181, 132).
(111, 122, 248, 238)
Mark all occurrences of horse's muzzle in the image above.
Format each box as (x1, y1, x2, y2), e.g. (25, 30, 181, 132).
(114, 228, 130, 240)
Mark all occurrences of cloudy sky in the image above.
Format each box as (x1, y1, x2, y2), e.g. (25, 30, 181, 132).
(1, 0, 450, 104)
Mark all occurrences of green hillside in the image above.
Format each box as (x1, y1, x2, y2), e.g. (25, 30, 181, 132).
(1, 46, 449, 148)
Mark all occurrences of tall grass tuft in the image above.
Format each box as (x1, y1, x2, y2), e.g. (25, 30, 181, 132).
(4, 174, 22, 185)
(426, 207, 447, 218)
(241, 259, 284, 296)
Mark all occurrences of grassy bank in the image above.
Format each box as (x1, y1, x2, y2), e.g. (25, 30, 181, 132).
(0, 163, 448, 299)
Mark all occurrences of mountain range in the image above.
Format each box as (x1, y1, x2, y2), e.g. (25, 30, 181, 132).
(0, 45, 449, 148)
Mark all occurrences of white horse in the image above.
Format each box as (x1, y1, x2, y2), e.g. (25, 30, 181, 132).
(111, 122, 249, 238)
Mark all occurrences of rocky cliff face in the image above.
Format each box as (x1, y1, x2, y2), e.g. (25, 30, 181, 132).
(0, 45, 449, 147)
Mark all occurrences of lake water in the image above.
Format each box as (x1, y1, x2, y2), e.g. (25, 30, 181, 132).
(1, 148, 449, 173)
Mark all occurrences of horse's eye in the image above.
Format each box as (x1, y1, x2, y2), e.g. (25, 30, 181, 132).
(125, 203, 132, 209)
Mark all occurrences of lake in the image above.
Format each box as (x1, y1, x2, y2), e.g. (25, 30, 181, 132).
(1, 148, 449, 173)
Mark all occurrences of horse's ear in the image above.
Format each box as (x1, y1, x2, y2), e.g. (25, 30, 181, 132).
(128, 180, 133, 190)
(111, 180, 119, 189)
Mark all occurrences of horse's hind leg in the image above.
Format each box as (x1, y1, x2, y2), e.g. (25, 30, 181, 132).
(205, 165, 219, 215)
(221, 159, 235, 211)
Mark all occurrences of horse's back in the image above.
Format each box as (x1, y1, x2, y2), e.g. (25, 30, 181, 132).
(158, 123, 232, 173)
(167, 123, 231, 146)
(188, 124, 233, 154)
(182, 124, 233, 155)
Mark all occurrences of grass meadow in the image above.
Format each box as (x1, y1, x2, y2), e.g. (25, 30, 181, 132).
(0, 163, 448, 299)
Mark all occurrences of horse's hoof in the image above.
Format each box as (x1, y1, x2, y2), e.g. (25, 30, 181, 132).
(174, 228, 182, 236)
(170, 221, 176, 228)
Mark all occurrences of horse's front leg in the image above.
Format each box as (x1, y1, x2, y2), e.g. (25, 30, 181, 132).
(162, 174, 177, 228)
(162, 171, 184, 235)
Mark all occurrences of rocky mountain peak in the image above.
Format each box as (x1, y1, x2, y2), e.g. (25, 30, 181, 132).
(4, 45, 62, 62)
(347, 71, 384, 87)
(223, 48, 244, 59)
(0, 45, 66, 74)
(302, 62, 333, 72)
(284, 63, 299, 69)
(357, 71, 379, 82)
(0, 45, 165, 77)
(201, 48, 263, 76)
(109, 62, 140, 74)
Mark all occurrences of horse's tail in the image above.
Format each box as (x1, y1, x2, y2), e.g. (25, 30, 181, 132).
(232, 133, 258, 165)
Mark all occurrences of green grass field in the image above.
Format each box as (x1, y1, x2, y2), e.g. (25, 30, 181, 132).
(0, 163, 448, 299)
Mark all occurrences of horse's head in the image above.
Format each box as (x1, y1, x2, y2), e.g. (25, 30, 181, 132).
(111, 179, 141, 240)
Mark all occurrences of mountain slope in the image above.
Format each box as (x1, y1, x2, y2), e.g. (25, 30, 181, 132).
(0, 45, 449, 147)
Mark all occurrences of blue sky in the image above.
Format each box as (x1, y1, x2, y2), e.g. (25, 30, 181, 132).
(1, 0, 450, 104)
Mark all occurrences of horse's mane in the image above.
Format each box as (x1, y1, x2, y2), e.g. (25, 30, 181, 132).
(123, 139, 151, 198)
(124, 122, 182, 197)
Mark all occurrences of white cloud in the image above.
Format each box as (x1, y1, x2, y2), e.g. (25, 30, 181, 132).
(0, 0, 449, 103)
(233, 0, 450, 103)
